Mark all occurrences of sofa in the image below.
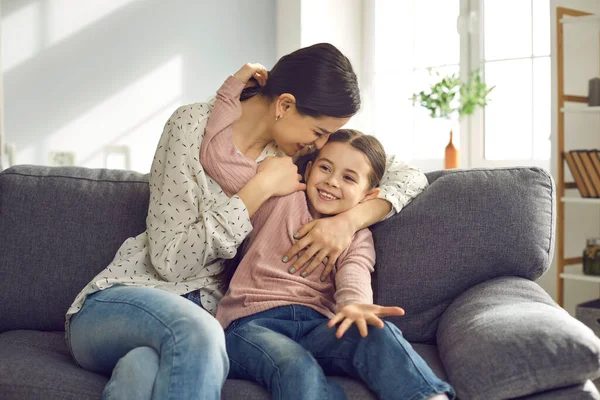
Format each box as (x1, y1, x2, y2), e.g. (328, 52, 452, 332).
(1, 164, 599, 400)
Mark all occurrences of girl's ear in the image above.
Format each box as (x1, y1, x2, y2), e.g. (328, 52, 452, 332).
(276, 93, 297, 118)
(360, 188, 380, 203)
(304, 161, 313, 182)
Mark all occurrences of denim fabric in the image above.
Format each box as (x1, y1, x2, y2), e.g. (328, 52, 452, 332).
(67, 286, 228, 400)
(225, 305, 455, 400)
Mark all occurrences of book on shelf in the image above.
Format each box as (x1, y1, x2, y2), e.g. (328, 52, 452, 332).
(571, 151, 597, 197)
(564, 151, 591, 197)
(588, 150, 600, 195)
(579, 151, 600, 196)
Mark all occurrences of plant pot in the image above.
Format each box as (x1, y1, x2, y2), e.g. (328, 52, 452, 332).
(445, 130, 459, 169)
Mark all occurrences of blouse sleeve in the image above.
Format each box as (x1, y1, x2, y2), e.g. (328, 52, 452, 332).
(146, 105, 253, 282)
(334, 229, 376, 311)
(378, 154, 429, 220)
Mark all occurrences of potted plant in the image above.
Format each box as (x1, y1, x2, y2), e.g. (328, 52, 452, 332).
(413, 69, 494, 169)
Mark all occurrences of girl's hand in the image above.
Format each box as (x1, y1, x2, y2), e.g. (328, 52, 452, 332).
(233, 63, 268, 87)
(283, 214, 354, 280)
(256, 156, 306, 197)
(328, 304, 405, 339)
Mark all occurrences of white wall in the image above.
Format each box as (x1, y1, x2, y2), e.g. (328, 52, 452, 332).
(2, 0, 276, 172)
(547, 0, 600, 315)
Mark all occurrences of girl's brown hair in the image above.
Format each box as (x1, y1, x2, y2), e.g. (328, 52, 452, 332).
(296, 129, 386, 189)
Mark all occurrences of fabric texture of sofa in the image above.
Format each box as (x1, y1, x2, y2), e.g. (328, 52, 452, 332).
(1, 164, 600, 399)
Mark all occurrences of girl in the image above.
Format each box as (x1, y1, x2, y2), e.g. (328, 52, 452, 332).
(200, 72, 454, 400)
(66, 43, 428, 400)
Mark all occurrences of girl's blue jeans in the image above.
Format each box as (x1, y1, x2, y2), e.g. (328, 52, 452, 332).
(225, 305, 455, 400)
(67, 285, 227, 400)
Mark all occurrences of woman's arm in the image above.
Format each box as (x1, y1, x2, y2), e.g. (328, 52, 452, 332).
(147, 105, 254, 282)
(285, 156, 428, 279)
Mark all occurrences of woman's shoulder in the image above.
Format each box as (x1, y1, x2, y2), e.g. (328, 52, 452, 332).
(170, 99, 216, 122)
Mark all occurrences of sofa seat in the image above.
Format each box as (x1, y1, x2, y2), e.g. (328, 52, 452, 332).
(0, 330, 448, 399)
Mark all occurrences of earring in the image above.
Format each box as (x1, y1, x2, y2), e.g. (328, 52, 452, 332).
(275, 115, 280, 121)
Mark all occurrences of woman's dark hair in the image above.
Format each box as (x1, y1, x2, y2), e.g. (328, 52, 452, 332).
(241, 43, 360, 118)
(297, 129, 386, 189)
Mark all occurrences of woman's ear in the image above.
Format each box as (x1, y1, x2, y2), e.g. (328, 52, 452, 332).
(304, 161, 313, 183)
(276, 93, 297, 118)
(360, 188, 380, 203)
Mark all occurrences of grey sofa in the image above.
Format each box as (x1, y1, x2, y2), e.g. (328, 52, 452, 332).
(1, 164, 599, 400)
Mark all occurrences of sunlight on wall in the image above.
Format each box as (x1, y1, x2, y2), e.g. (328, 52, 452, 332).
(43, 56, 182, 171)
(2, 3, 41, 71)
(47, 0, 139, 45)
(2, 0, 139, 73)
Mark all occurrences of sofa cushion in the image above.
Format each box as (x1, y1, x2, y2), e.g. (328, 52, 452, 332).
(517, 381, 600, 399)
(0, 330, 446, 399)
(370, 167, 555, 342)
(0, 166, 150, 332)
(437, 277, 600, 400)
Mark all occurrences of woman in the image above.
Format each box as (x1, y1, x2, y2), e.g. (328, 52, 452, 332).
(66, 43, 428, 399)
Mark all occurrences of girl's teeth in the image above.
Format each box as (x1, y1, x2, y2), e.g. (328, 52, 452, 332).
(319, 190, 337, 200)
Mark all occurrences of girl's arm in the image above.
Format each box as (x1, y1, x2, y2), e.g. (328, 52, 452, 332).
(286, 156, 428, 279)
(333, 229, 376, 308)
(330, 230, 404, 338)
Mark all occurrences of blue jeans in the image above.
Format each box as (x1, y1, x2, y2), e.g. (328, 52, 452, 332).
(225, 305, 455, 400)
(67, 286, 227, 400)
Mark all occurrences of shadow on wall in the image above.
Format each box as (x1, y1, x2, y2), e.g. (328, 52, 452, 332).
(2, 0, 276, 171)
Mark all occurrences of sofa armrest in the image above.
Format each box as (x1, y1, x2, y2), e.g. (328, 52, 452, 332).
(437, 276, 600, 400)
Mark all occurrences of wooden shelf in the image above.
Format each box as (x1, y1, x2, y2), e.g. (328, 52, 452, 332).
(560, 14, 600, 26)
(561, 264, 600, 283)
(556, 7, 600, 307)
(562, 197, 600, 204)
(561, 105, 600, 113)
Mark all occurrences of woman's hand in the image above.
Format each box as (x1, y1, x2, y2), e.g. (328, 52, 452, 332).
(233, 63, 268, 87)
(328, 304, 405, 339)
(283, 214, 355, 280)
(256, 156, 306, 197)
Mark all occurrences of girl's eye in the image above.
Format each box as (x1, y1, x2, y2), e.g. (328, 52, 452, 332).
(320, 165, 329, 172)
(314, 131, 323, 138)
(345, 175, 356, 182)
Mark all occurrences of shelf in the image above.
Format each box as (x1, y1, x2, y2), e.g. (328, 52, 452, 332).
(561, 105, 600, 113)
(562, 197, 600, 204)
(561, 264, 600, 283)
(560, 14, 600, 26)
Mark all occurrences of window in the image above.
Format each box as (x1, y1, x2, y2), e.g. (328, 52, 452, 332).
(367, 0, 551, 170)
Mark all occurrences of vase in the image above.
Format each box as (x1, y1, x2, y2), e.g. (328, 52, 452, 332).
(445, 130, 459, 169)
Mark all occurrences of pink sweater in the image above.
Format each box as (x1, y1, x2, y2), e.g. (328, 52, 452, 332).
(201, 77, 376, 329)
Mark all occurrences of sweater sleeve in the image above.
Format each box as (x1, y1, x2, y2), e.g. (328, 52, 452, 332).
(146, 104, 253, 282)
(378, 154, 429, 220)
(200, 76, 258, 196)
(334, 229, 376, 310)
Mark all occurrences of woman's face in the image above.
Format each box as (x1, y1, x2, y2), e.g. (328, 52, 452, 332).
(272, 104, 351, 157)
(304, 141, 378, 216)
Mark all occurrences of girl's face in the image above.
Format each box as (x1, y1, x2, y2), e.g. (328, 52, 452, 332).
(305, 141, 379, 217)
(271, 96, 351, 157)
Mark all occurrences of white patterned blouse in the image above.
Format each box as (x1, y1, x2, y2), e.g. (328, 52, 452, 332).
(65, 95, 429, 326)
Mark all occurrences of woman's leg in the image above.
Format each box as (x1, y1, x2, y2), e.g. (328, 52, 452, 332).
(301, 320, 455, 400)
(68, 285, 228, 400)
(102, 346, 159, 399)
(225, 307, 346, 400)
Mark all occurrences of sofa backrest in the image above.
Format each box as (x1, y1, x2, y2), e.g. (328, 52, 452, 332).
(0, 165, 555, 342)
(371, 167, 555, 342)
(0, 165, 149, 332)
